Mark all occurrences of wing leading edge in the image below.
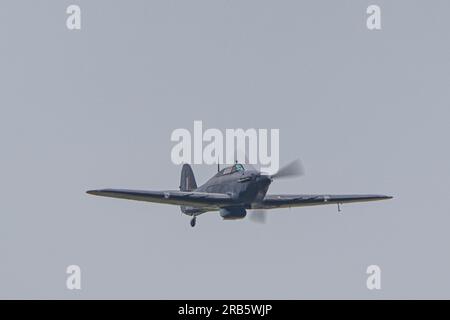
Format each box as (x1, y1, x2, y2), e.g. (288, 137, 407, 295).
(260, 194, 392, 209)
(86, 189, 234, 209)
(87, 189, 392, 210)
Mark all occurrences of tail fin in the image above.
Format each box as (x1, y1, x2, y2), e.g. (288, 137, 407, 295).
(180, 164, 197, 191)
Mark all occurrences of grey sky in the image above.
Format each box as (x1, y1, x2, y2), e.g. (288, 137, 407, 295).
(0, 0, 449, 298)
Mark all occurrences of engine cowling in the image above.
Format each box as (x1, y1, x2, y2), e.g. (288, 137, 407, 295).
(219, 207, 247, 220)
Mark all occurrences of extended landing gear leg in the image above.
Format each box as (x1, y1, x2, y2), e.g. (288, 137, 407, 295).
(337, 203, 342, 213)
(190, 216, 196, 227)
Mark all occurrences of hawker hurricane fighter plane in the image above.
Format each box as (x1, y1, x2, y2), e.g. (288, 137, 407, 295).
(87, 160, 392, 227)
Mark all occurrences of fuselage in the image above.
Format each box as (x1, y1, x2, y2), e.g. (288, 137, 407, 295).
(196, 166, 271, 207)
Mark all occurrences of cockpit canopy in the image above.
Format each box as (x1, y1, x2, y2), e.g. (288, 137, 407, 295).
(216, 163, 245, 176)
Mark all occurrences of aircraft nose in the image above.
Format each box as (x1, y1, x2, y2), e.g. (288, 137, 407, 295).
(256, 174, 272, 184)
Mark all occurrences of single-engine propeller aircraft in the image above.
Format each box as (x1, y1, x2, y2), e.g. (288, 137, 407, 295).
(87, 160, 392, 227)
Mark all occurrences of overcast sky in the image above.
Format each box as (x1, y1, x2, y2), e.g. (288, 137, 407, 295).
(1, 0, 449, 298)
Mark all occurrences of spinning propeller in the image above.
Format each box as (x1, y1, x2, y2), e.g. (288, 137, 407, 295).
(249, 159, 305, 224)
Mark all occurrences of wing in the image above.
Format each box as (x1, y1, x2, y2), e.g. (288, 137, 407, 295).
(86, 188, 234, 209)
(260, 194, 392, 209)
